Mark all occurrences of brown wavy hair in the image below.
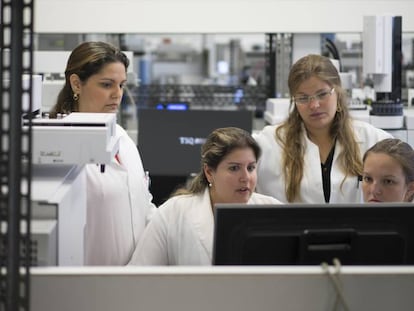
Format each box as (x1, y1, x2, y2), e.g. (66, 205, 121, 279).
(172, 127, 261, 196)
(50, 41, 129, 117)
(276, 54, 362, 202)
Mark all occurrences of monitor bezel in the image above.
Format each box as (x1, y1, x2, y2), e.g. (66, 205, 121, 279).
(213, 203, 414, 266)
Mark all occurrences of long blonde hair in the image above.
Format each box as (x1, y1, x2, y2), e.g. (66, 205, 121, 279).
(276, 54, 362, 202)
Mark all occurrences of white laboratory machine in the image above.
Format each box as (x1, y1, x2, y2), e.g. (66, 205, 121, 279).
(363, 15, 404, 130)
(263, 98, 291, 125)
(30, 112, 119, 165)
(41, 78, 65, 113)
(29, 112, 120, 266)
(31, 164, 86, 266)
(404, 109, 414, 147)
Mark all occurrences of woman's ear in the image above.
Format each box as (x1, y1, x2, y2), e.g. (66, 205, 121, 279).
(405, 181, 414, 202)
(203, 164, 213, 184)
(69, 74, 81, 94)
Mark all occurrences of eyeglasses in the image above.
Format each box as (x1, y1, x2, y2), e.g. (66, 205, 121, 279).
(293, 88, 335, 105)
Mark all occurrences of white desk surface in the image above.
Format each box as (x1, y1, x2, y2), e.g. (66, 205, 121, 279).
(31, 266, 414, 311)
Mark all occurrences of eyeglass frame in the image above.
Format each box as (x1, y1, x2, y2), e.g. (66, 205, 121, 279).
(292, 88, 335, 105)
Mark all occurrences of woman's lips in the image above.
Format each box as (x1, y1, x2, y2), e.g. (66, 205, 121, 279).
(369, 199, 382, 203)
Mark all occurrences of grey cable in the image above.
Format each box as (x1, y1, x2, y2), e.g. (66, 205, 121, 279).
(321, 258, 350, 311)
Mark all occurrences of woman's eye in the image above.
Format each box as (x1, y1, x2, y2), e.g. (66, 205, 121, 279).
(101, 82, 112, 88)
(228, 166, 238, 171)
(317, 91, 329, 99)
(362, 176, 372, 183)
(383, 179, 395, 186)
(296, 97, 308, 103)
(247, 165, 256, 172)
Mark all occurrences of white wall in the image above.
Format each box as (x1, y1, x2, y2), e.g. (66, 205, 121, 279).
(35, 0, 414, 34)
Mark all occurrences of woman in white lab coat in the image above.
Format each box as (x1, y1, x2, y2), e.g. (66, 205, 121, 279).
(361, 138, 414, 203)
(51, 41, 156, 265)
(255, 54, 392, 203)
(128, 127, 281, 265)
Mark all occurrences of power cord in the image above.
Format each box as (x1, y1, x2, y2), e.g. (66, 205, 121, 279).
(321, 258, 350, 311)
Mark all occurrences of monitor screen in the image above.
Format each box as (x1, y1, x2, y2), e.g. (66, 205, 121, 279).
(137, 109, 253, 176)
(213, 204, 414, 265)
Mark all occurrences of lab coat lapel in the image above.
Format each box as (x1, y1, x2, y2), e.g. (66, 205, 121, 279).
(191, 189, 215, 260)
(302, 135, 325, 203)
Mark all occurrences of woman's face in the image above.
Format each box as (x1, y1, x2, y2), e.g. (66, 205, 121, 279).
(294, 76, 338, 133)
(205, 147, 257, 206)
(362, 152, 414, 203)
(71, 62, 127, 113)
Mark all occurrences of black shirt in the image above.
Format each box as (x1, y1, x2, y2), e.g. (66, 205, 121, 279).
(321, 144, 336, 203)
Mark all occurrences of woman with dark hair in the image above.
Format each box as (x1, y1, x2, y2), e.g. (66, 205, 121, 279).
(255, 54, 392, 203)
(362, 138, 414, 203)
(51, 41, 156, 265)
(51, 41, 130, 116)
(128, 127, 281, 265)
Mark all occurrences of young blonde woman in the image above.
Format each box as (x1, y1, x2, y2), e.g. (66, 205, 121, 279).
(255, 54, 392, 203)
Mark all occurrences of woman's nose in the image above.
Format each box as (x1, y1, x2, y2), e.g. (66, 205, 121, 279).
(371, 182, 382, 195)
(240, 168, 254, 182)
(112, 86, 123, 98)
(308, 98, 320, 109)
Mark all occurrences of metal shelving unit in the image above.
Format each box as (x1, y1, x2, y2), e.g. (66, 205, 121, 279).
(265, 33, 292, 99)
(0, 0, 34, 310)
(132, 84, 267, 111)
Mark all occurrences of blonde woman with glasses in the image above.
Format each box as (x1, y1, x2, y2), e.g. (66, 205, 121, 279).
(254, 54, 392, 203)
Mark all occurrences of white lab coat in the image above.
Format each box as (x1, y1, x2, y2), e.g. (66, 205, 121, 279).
(128, 188, 281, 266)
(254, 119, 392, 203)
(84, 124, 156, 265)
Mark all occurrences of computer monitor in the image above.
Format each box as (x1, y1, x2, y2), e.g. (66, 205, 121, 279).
(213, 203, 414, 265)
(137, 109, 253, 176)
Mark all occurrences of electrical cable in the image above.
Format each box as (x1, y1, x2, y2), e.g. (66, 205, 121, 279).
(324, 38, 343, 72)
(325, 38, 340, 60)
(321, 258, 350, 311)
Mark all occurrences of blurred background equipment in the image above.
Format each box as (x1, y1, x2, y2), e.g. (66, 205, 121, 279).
(363, 15, 404, 130)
